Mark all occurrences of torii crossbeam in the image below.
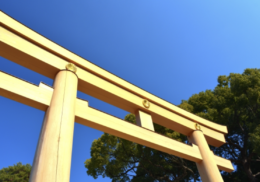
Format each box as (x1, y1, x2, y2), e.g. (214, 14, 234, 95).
(0, 11, 234, 182)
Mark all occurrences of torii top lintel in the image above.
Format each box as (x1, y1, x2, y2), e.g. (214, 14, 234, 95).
(0, 10, 227, 147)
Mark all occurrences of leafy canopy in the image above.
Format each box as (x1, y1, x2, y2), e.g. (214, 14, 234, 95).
(0, 162, 31, 182)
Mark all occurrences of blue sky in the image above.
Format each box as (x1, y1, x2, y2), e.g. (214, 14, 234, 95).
(0, 1, 260, 181)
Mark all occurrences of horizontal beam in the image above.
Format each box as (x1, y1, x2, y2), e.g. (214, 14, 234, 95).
(76, 104, 234, 172)
(0, 71, 51, 111)
(0, 10, 228, 135)
(212, 152, 234, 173)
(0, 71, 234, 172)
(0, 25, 225, 147)
(76, 103, 202, 162)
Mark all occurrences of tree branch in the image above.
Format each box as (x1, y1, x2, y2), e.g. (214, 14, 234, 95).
(253, 172, 260, 178)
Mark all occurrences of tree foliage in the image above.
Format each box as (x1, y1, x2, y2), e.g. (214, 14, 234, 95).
(179, 68, 260, 182)
(0, 162, 31, 182)
(85, 68, 260, 182)
(85, 114, 198, 182)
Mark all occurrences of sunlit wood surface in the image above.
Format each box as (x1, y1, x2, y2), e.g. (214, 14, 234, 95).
(0, 71, 234, 172)
(0, 13, 228, 146)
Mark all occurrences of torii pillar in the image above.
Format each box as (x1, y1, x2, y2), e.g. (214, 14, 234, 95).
(29, 64, 78, 182)
(189, 124, 224, 182)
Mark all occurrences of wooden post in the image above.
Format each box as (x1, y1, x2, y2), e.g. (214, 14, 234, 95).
(189, 128, 224, 182)
(29, 64, 78, 182)
(135, 110, 155, 131)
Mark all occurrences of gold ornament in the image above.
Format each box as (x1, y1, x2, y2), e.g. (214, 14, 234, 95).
(195, 123, 201, 130)
(66, 63, 77, 73)
(143, 99, 150, 108)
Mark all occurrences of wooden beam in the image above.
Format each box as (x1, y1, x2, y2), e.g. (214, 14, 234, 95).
(76, 105, 233, 172)
(0, 10, 228, 135)
(76, 105, 203, 162)
(0, 71, 234, 172)
(135, 110, 155, 131)
(212, 151, 234, 173)
(0, 71, 51, 111)
(0, 26, 225, 147)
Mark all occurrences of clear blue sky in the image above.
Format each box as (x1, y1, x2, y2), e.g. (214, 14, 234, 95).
(0, 1, 260, 181)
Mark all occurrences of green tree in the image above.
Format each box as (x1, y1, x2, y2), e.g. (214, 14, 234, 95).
(0, 162, 31, 182)
(179, 68, 260, 182)
(85, 114, 199, 182)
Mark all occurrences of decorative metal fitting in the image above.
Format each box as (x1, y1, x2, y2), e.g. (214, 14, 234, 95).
(66, 63, 77, 73)
(195, 123, 201, 131)
(143, 99, 150, 108)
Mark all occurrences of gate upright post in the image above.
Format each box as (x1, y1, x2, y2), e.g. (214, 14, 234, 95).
(189, 127, 224, 182)
(29, 64, 78, 182)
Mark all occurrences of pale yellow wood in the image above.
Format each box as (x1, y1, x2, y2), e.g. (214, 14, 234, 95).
(135, 110, 155, 131)
(39, 82, 54, 92)
(75, 105, 202, 163)
(0, 10, 228, 135)
(0, 71, 51, 111)
(0, 26, 66, 78)
(189, 131, 224, 182)
(30, 70, 78, 182)
(0, 26, 225, 147)
(213, 151, 234, 173)
(0, 11, 236, 182)
(0, 72, 234, 172)
(75, 102, 233, 173)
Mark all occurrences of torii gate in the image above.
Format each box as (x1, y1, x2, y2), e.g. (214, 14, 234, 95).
(0, 11, 234, 182)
